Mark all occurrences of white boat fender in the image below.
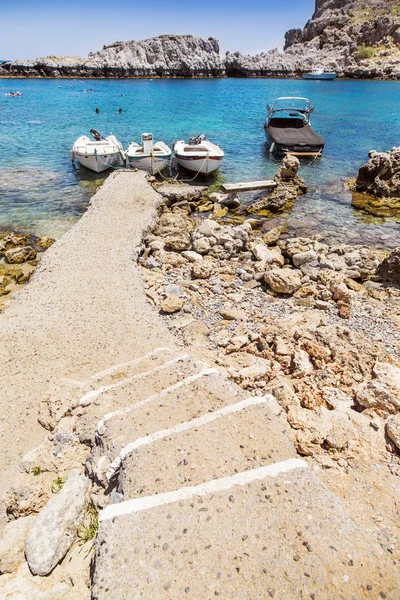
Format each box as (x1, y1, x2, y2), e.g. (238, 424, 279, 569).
(171, 156, 177, 170)
(70, 150, 75, 161)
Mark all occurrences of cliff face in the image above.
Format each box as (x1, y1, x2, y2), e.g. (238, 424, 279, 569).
(226, 0, 400, 79)
(0, 35, 225, 78)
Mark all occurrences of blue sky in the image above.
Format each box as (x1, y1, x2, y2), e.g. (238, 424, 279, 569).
(0, 0, 314, 60)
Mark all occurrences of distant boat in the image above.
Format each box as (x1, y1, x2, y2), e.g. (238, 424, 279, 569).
(70, 129, 124, 173)
(174, 135, 224, 175)
(303, 67, 337, 80)
(125, 133, 171, 175)
(264, 97, 325, 157)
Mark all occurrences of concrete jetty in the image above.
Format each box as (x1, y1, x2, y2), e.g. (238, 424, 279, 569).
(0, 171, 398, 598)
(0, 171, 175, 500)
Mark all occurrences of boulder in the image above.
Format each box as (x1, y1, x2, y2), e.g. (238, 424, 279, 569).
(251, 244, 284, 266)
(376, 248, 400, 283)
(355, 362, 400, 414)
(263, 226, 283, 245)
(264, 268, 302, 294)
(25, 474, 90, 576)
(192, 260, 214, 279)
(5, 246, 37, 264)
(160, 296, 185, 314)
(355, 148, 400, 199)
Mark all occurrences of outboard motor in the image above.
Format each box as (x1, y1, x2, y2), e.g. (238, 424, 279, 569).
(90, 129, 103, 141)
(189, 133, 206, 146)
(141, 132, 154, 154)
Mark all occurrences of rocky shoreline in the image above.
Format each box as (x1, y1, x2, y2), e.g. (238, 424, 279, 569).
(2, 1, 400, 80)
(0, 170, 398, 597)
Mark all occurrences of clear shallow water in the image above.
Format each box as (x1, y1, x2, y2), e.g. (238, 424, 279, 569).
(0, 78, 399, 244)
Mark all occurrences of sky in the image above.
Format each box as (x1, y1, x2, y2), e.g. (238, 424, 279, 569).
(0, 0, 315, 60)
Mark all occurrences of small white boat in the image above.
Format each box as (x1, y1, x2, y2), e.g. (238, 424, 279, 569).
(70, 129, 125, 173)
(174, 135, 224, 175)
(125, 133, 171, 174)
(302, 67, 337, 80)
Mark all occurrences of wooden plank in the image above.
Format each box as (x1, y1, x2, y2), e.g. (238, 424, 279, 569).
(221, 180, 277, 193)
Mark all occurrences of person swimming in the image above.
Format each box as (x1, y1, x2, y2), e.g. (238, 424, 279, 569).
(95, 108, 100, 113)
(83, 89, 87, 93)
(118, 108, 122, 114)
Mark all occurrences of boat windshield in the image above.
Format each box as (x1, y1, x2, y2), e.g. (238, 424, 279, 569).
(266, 97, 314, 125)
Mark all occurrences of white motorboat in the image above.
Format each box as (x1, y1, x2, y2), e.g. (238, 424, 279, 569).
(70, 129, 125, 173)
(125, 133, 171, 174)
(302, 67, 337, 80)
(174, 135, 224, 175)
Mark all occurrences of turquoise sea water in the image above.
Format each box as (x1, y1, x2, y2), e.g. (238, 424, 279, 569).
(0, 77, 399, 245)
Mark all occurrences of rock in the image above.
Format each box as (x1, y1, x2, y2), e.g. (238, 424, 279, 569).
(36, 236, 54, 248)
(182, 250, 203, 262)
(164, 284, 181, 297)
(157, 183, 207, 202)
(247, 190, 289, 214)
(0, 516, 36, 574)
(165, 234, 191, 251)
(355, 362, 400, 414)
(386, 414, 400, 451)
(182, 321, 210, 346)
(160, 296, 185, 314)
(276, 154, 300, 180)
(192, 260, 214, 279)
(252, 244, 284, 266)
(268, 379, 300, 411)
(5, 246, 37, 264)
(292, 349, 313, 377)
(220, 193, 241, 209)
(25, 474, 90, 576)
(192, 237, 212, 255)
(0, 563, 77, 599)
(263, 227, 283, 245)
(5, 484, 49, 519)
(355, 147, 400, 199)
(237, 360, 270, 380)
(264, 268, 302, 294)
(292, 250, 318, 268)
(376, 248, 400, 283)
(219, 308, 246, 321)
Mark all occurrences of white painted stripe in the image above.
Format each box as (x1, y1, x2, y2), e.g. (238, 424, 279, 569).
(99, 458, 308, 522)
(79, 354, 189, 406)
(97, 368, 218, 434)
(106, 395, 274, 481)
(86, 347, 172, 382)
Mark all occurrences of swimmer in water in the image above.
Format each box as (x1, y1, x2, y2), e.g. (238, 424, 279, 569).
(120, 94, 124, 97)
(95, 108, 99, 113)
(118, 108, 122, 114)
(83, 88, 87, 93)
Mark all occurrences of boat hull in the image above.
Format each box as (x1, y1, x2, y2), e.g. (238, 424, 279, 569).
(126, 155, 170, 175)
(74, 152, 120, 173)
(302, 73, 337, 80)
(175, 155, 222, 175)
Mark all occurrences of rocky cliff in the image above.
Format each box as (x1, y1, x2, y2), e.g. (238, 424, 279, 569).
(2, 2, 400, 79)
(0, 35, 225, 78)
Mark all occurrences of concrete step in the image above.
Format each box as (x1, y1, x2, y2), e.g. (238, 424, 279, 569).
(73, 352, 204, 445)
(92, 463, 398, 600)
(96, 371, 249, 474)
(119, 396, 295, 499)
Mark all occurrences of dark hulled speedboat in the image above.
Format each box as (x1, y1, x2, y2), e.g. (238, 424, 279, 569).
(264, 97, 325, 157)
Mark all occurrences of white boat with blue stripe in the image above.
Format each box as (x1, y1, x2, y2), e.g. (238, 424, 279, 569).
(302, 67, 337, 80)
(125, 133, 171, 175)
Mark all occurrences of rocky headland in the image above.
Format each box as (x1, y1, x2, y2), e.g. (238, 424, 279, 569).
(2, 0, 400, 79)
